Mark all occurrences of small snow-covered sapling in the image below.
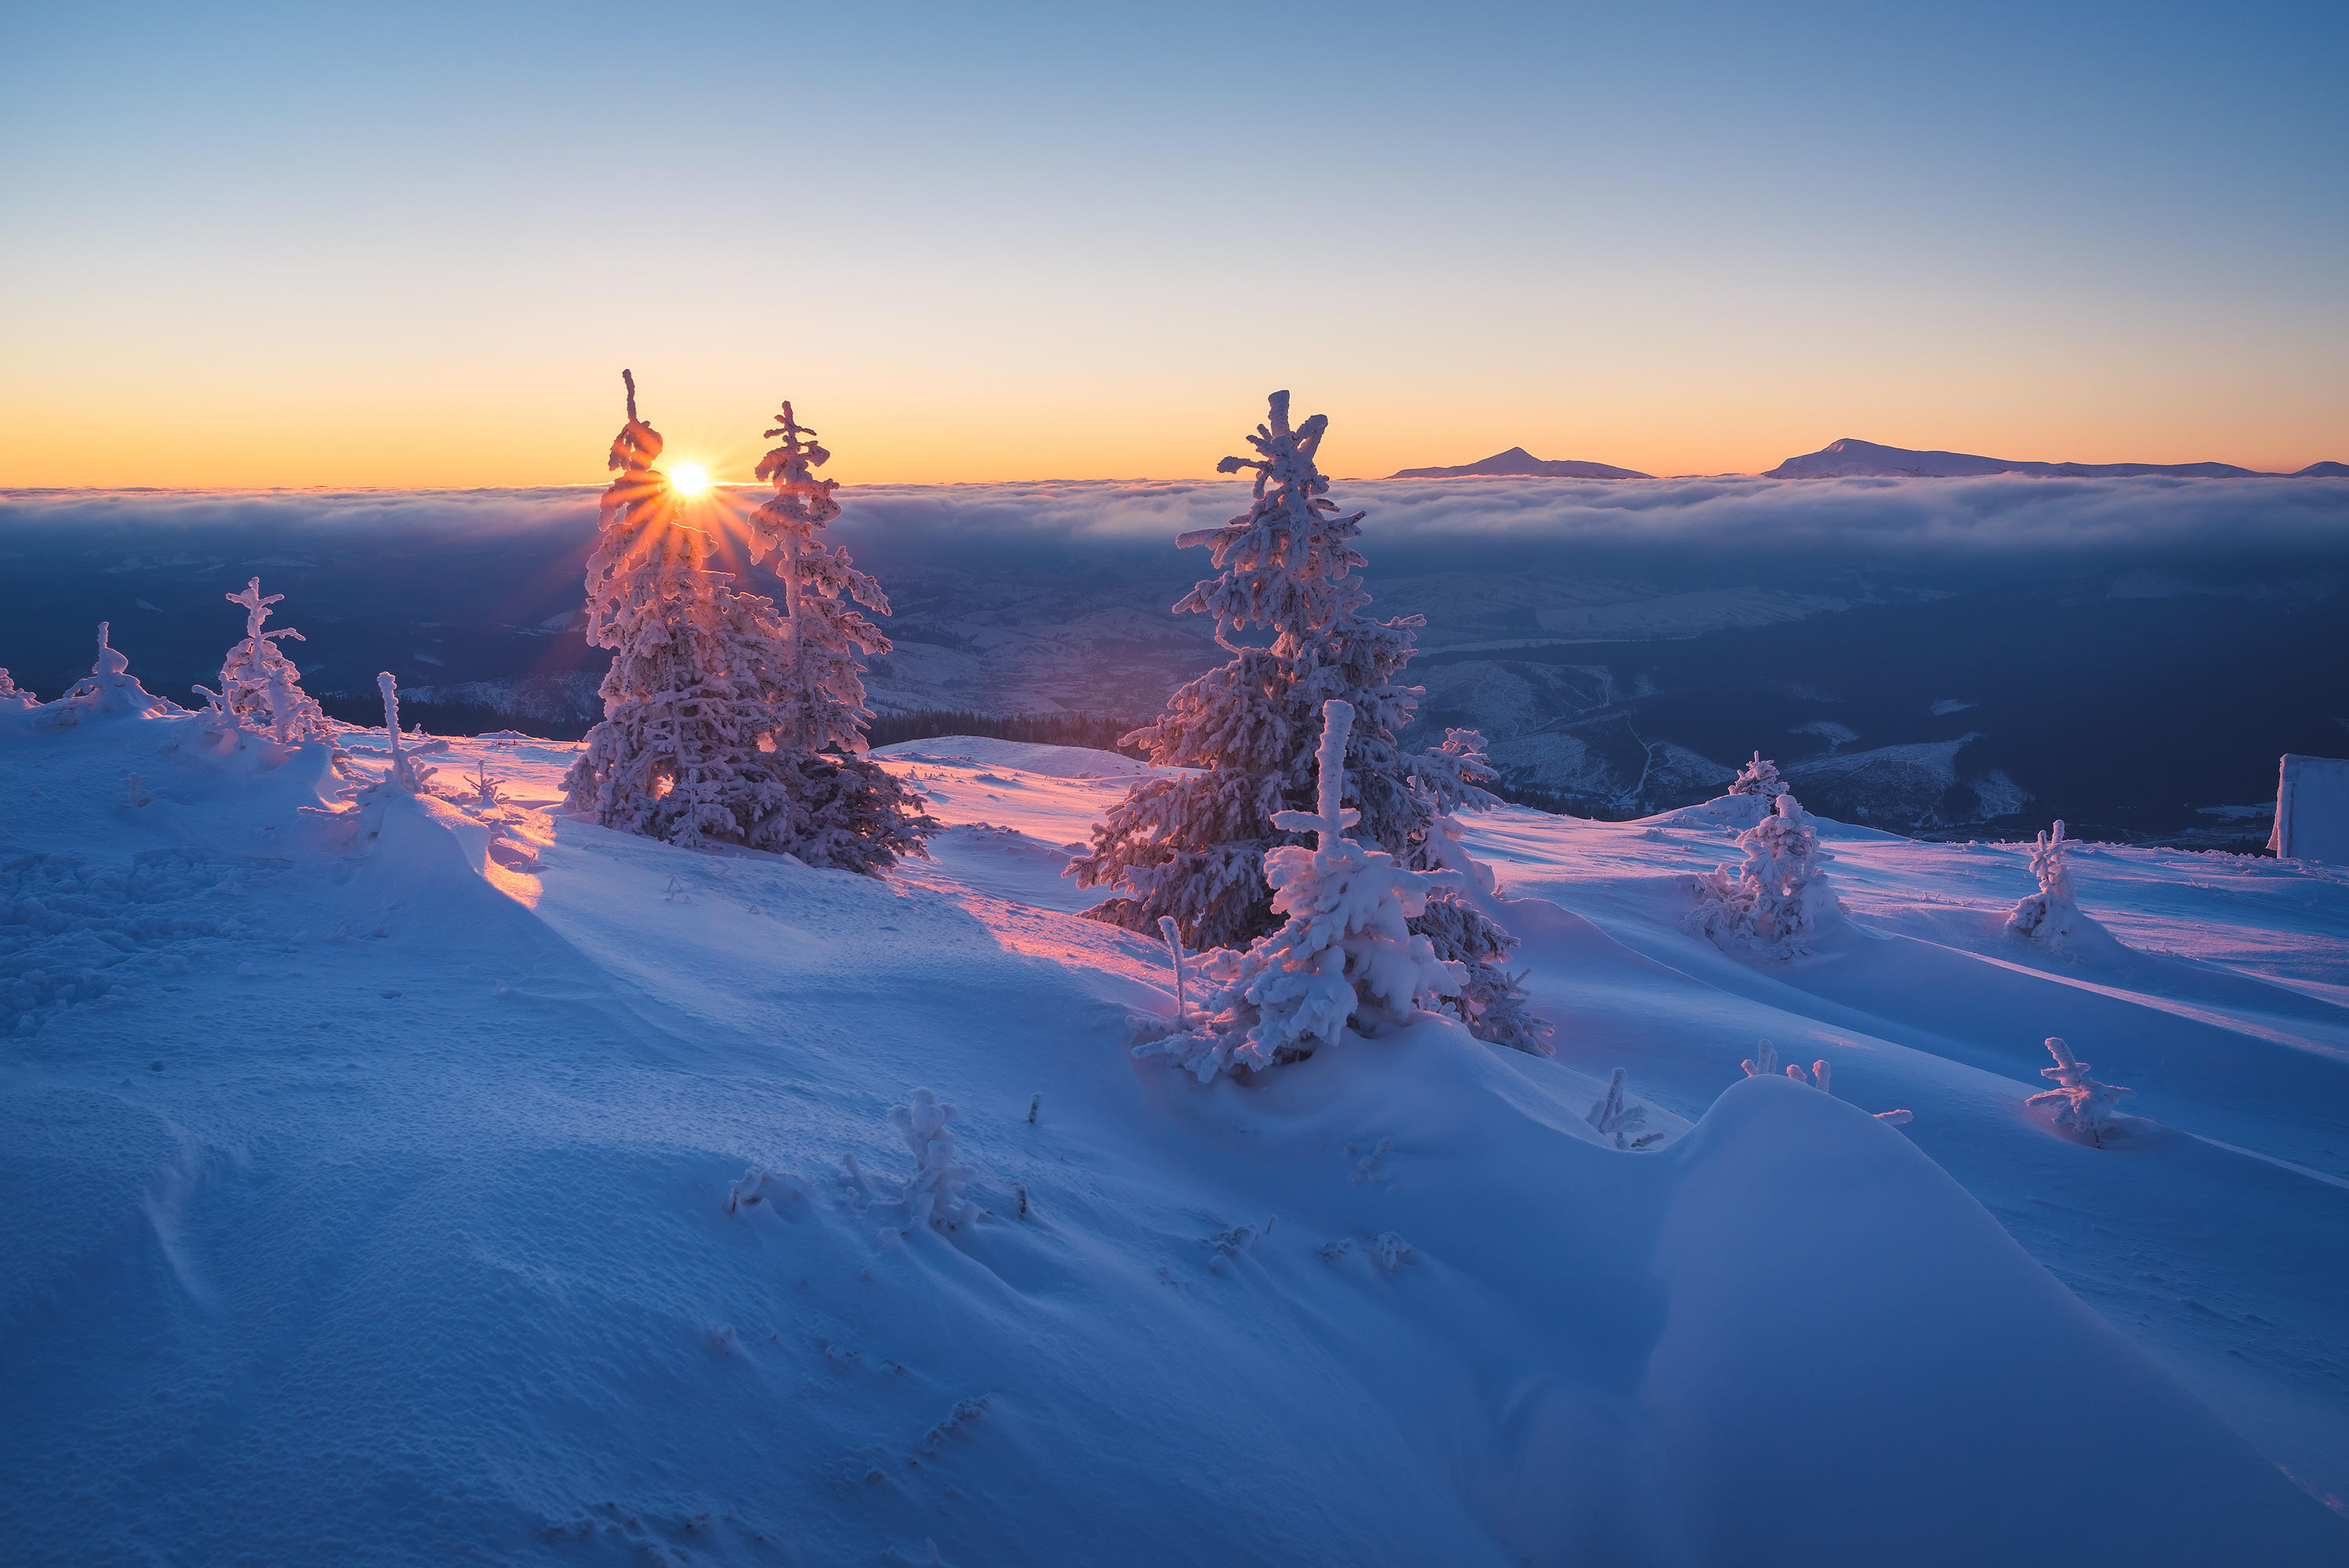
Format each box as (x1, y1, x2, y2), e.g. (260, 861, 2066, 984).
(2006, 820, 2081, 941)
(2026, 1036, 2134, 1145)
(891, 1087, 977, 1230)
(1742, 1039, 1780, 1078)
(1586, 1067, 1663, 1149)
(1730, 750, 1785, 797)
(469, 762, 509, 809)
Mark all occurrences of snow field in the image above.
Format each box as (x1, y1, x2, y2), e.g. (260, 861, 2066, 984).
(2, 715, 2344, 1563)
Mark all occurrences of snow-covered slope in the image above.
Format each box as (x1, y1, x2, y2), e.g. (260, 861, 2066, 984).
(4, 713, 2347, 1564)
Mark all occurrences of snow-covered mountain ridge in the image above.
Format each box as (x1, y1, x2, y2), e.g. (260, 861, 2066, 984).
(1766, 436, 2347, 479)
(5, 702, 2347, 1563)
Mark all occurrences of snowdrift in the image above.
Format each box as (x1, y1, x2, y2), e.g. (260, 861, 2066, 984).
(3, 713, 2345, 1564)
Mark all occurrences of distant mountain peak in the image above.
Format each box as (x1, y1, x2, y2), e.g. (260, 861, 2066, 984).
(1764, 437, 2333, 481)
(1390, 447, 1651, 481)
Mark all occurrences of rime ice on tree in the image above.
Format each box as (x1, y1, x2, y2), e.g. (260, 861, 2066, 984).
(1135, 700, 1467, 1083)
(198, 578, 332, 744)
(740, 398, 937, 872)
(1070, 390, 1542, 1051)
(1690, 793, 1841, 957)
(2006, 820, 2082, 943)
(2027, 1036, 2135, 1145)
(563, 374, 932, 871)
(1730, 750, 1785, 797)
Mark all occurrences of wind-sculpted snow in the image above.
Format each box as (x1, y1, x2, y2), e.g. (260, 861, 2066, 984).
(4, 708, 2347, 1563)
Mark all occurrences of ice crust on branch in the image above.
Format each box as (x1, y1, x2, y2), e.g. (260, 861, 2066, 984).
(1134, 700, 1467, 1083)
(1689, 793, 1841, 956)
(209, 578, 332, 743)
(1069, 391, 1541, 1049)
(2006, 820, 2083, 943)
(561, 374, 934, 872)
(1729, 750, 1785, 797)
(2026, 1036, 2135, 1145)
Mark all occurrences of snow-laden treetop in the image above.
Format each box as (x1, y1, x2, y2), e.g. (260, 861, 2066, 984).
(1179, 390, 1373, 648)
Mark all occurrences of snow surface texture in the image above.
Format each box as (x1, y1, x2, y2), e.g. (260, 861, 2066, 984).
(2271, 753, 2349, 864)
(3, 709, 2347, 1565)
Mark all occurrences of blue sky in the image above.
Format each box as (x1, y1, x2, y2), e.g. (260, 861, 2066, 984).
(4, 0, 2342, 484)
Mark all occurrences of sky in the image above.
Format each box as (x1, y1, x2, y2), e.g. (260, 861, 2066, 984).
(3, 0, 2344, 488)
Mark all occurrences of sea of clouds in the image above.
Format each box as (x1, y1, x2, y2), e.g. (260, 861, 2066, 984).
(9, 474, 2346, 582)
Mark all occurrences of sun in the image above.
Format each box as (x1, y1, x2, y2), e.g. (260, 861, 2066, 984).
(669, 463, 710, 497)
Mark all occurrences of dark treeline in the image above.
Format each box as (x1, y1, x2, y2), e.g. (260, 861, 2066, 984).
(866, 709, 1151, 759)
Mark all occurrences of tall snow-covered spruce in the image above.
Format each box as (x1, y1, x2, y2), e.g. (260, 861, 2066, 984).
(563, 372, 932, 871)
(1070, 390, 1545, 1051)
(742, 399, 936, 872)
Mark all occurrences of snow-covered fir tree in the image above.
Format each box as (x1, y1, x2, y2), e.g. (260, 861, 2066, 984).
(1135, 700, 1467, 1083)
(0, 669, 36, 710)
(1690, 792, 1841, 956)
(2026, 1036, 2134, 1145)
(2006, 820, 2081, 942)
(1730, 750, 1784, 797)
(1069, 390, 1541, 1049)
(741, 398, 936, 871)
(563, 374, 933, 872)
(201, 577, 332, 744)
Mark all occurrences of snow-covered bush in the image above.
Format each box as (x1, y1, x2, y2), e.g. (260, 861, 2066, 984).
(1135, 700, 1466, 1083)
(376, 673, 437, 794)
(1069, 391, 1539, 1047)
(891, 1087, 977, 1230)
(1586, 1067, 1663, 1149)
(0, 669, 34, 710)
(1689, 793, 1841, 956)
(2026, 1036, 2134, 1145)
(1730, 750, 1784, 797)
(206, 578, 332, 743)
(2006, 820, 2082, 942)
(38, 624, 176, 727)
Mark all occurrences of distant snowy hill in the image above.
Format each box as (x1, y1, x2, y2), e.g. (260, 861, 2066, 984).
(1389, 445, 1652, 479)
(1765, 436, 2346, 480)
(5, 706, 2347, 1563)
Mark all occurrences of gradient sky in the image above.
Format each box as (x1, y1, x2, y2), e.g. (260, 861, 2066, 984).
(4, 0, 2344, 488)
